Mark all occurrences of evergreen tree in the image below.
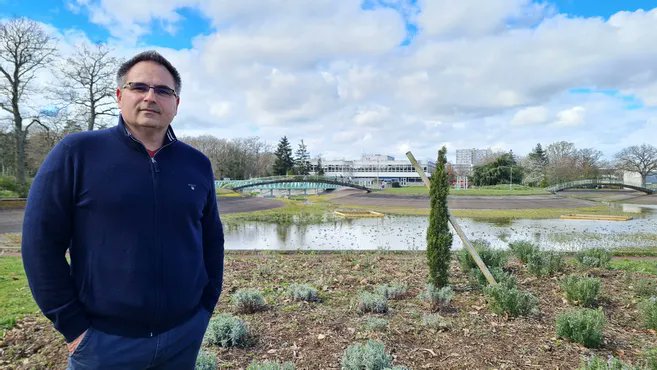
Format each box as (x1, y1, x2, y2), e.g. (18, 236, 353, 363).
(426, 146, 453, 287)
(471, 152, 522, 186)
(294, 140, 311, 175)
(523, 143, 549, 187)
(273, 136, 294, 175)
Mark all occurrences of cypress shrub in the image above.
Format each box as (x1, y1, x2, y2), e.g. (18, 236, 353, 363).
(426, 146, 452, 288)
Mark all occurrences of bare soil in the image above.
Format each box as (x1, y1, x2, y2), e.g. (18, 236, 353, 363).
(1, 253, 655, 369)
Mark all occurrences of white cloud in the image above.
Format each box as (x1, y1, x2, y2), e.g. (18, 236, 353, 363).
(554, 106, 586, 127)
(511, 106, 550, 126)
(11, 2, 657, 163)
(353, 106, 391, 126)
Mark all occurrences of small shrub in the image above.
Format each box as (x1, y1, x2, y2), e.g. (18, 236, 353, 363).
(634, 279, 657, 298)
(363, 317, 388, 332)
(469, 266, 517, 289)
(287, 283, 320, 302)
(375, 282, 409, 300)
(560, 275, 601, 307)
(204, 314, 251, 348)
(509, 240, 540, 264)
(639, 296, 657, 330)
(341, 340, 392, 370)
(579, 355, 638, 370)
(527, 251, 563, 277)
(422, 313, 451, 331)
(419, 284, 454, 311)
(358, 292, 388, 314)
(246, 360, 295, 370)
(0, 176, 19, 193)
(576, 248, 611, 269)
(484, 282, 538, 317)
(232, 288, 266, 314)
(458, 239, 508, 273)
(556, 308, 605, 348)
(195, 350, 217, 370)
(0, 189, 18, 198)
(643, 347, 657, 369)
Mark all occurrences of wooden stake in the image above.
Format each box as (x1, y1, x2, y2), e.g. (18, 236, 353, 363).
(405, 151, 497, 286)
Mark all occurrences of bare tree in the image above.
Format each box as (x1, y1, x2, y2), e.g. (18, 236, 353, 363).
(615, 144, 657, 187)
(57, 43, 120, 131)
(0, 18, 56, 190)
(182, 135, 274, 179)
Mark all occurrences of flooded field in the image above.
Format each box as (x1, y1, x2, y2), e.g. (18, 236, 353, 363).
(224, 204, 657, 251)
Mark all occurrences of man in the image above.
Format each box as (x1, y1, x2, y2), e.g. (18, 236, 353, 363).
(21, 50, 224, 369)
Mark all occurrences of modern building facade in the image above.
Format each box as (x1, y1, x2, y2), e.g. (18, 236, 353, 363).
(312, 154, 435, 186)
(453, 148, 492, 188)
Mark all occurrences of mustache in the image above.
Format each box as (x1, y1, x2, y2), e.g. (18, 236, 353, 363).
(139, 106, 161, 113)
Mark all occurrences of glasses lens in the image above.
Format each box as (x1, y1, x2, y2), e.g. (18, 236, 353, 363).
(129, 83, 150, 93)
(153, 86, 176, 97)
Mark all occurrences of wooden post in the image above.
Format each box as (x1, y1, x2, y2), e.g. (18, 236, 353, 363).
(406, 151, 497, 286)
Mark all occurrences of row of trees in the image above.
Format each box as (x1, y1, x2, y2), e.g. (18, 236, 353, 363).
(273, 136, 322, 176)
(468, 141, 657, 188)
(1, 18, 121, 192)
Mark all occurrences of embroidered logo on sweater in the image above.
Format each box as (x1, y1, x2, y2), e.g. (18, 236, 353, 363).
(188, 184, 196, 190)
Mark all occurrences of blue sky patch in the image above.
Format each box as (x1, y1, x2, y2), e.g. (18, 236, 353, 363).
(569, 87, 645, 110)
(138, 7, 213, 49)
(548, 0, 657, 19)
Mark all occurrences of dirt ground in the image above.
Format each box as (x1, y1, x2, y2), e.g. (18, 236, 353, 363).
(1, 253, 655, 369)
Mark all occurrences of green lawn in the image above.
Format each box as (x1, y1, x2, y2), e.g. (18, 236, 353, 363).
(0, 256, 38, 337)
(379, 184, 549, 196)
(452, 205, 634, 220)
(610, 258, 657, 275)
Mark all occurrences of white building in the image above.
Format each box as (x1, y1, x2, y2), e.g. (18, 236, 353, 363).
(312, 154, 435, 187)
(623, 171, 657, 187)
(455, 148, 492, 166)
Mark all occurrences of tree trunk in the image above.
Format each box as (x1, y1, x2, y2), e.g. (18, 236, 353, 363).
(14, 114, 25, 189)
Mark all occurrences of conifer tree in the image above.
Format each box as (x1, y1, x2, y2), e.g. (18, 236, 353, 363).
(426, 146, 453, 287)
(294, 140, 311, 175)
(273, 136, 293, 175)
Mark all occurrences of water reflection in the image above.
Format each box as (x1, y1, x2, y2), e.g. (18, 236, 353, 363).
(224, 204, 657, 251)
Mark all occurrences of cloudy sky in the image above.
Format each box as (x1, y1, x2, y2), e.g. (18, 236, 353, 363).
(3, 0, 657, 163)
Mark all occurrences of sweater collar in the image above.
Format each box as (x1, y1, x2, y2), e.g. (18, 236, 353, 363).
(116, 115, 178, 147)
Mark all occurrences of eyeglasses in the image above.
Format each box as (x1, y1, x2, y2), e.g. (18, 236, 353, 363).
(122, 82, 178, 98)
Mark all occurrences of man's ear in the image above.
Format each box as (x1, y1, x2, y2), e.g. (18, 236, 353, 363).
(116, 88, 122, 103)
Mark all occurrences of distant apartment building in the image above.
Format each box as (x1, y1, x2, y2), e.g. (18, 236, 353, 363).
(312, 154, 435, 186)
(453, 148, 492, 177)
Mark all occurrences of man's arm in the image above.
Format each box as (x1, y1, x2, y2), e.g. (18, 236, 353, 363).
(21, 141, 90, 343)
(200, 179, 225, 314)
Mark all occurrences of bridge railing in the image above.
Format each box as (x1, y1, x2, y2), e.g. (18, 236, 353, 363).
(546, 179, 650, 193)
(215, 175, 366, 189)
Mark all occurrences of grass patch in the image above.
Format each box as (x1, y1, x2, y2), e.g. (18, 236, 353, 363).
(216, 188, 243, 198)
(222, 199, 335, 225)
(610, 258, 657, 275)
(0, 257, 38, 337)
(452, 205, 630, 220)
(379, 185, 549, 196)
(612, 246, 657, 257)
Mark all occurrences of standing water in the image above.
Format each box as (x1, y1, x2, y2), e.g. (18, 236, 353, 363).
(224, 204, 657, 251)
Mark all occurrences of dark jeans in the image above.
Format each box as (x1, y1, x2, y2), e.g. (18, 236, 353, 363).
(67, 308, 211, 370)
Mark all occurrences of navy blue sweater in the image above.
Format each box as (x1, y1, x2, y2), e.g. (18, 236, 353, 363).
(21, 117, 224, 342)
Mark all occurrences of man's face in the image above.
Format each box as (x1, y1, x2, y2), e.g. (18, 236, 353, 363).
(117, 61, 180, 133)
